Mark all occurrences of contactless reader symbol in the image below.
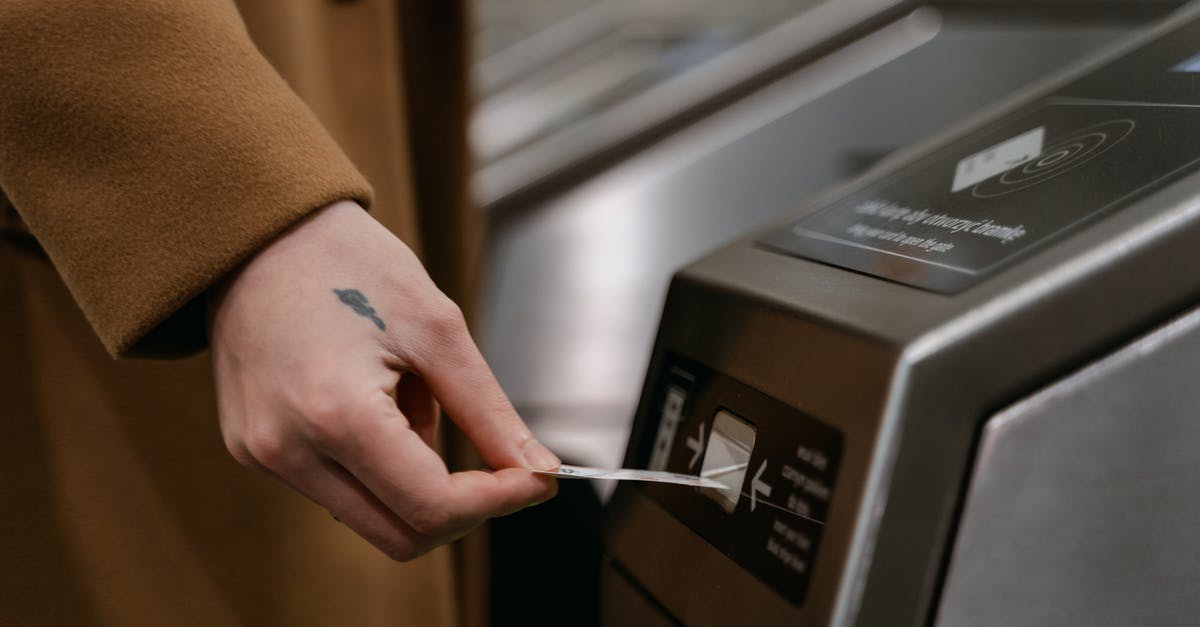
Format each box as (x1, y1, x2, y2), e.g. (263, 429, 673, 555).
(971, 119, 1135, 199)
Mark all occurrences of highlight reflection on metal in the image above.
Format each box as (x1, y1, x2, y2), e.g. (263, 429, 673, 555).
(473, 0, 828, 163)
(471, 0, 904, 208)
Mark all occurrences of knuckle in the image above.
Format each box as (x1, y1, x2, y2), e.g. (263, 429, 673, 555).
(406, 504, 456, 538)
(297, 382, 341, 425)
(224, 439, 257, 470)
(293, 381, 356, 447)
(242, 426, 288, 470)
(356, 526, 421, 562)
(380, 541, 420, 563)
(422, 297, 467, 340)
(301, 402, 351, 448)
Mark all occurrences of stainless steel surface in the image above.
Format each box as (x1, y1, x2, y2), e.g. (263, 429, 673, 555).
(482, 4, 1168, 471)
(472, 0, 904, 208)
(935, 307, 1200, 627)
(605, 3, 1200, 625)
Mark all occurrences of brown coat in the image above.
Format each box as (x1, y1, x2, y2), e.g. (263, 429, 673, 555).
(0, 1, 482, 624)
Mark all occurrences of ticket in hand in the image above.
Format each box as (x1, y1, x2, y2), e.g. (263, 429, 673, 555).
(535, 464, 728, 489)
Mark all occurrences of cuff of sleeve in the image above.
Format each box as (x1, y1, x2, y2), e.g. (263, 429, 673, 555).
(120, 189, 373, 359)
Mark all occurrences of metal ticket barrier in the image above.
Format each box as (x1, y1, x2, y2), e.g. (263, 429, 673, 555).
(602, 3, 1200, 625)
(484, 1, 1175, 477)
(480, 2, 1181, 626)
(484, 4, 1179, 624)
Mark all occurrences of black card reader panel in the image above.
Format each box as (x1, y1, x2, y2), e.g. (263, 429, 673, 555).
(633, 354, 843, 607)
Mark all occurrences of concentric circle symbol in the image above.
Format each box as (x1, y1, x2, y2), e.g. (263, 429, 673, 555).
(972, 119, 1135, 199)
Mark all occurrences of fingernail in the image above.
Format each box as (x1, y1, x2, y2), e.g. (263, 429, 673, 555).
(520, 440, 560, 471)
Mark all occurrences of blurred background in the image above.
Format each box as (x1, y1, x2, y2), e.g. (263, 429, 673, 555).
(466, 1, 1180, 624)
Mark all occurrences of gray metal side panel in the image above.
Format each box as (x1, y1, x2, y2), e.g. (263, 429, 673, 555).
(936, 306, 1200, 627)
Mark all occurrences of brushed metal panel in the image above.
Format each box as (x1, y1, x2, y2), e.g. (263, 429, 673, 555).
(937, 306, 1200, 626)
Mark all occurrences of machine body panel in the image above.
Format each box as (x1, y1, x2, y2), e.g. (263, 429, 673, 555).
(605, 3, 1200, 625)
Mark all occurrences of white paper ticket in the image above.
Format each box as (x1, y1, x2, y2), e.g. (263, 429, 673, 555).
(535, 464, 727, 489)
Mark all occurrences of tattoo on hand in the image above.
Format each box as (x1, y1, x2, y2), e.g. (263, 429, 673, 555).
(332, 288, 386, 331)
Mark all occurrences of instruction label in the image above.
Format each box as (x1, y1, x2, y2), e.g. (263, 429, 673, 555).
(761, 101, 1200, 293)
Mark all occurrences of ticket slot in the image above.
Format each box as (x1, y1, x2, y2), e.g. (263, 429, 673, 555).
(635, 354, 843, 607)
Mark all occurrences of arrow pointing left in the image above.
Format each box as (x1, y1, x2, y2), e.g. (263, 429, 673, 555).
(751, 460, 772, 512)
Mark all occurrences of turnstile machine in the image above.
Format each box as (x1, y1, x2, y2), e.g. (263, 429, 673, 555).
(604, 3, 1200, 625)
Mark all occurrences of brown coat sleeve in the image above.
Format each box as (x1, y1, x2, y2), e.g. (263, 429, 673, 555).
(0, 0, 373, 357)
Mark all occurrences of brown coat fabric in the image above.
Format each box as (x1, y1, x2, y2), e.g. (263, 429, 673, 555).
(0, 0, 482, 624)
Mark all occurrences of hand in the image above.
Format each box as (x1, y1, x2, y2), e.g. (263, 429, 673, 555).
(207, 200, 559, 560)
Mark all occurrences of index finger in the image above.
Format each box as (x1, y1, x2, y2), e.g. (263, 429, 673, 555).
(329, 394, 557, 542)
(409, 309, 560, 472)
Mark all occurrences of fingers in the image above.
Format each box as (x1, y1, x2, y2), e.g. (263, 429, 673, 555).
(407, 301, 560, 472)
(328, 400, 557, 542)
(219, 401, 431, 560)
(222, 372, 556, 561)
(230, 403, 554, 561)
(288, 455, 430, 561)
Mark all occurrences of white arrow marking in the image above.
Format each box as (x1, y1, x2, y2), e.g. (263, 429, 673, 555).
(701, 462, 749, 478)
(685, 423, 705, 470)
(751, 460, 772, 512)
